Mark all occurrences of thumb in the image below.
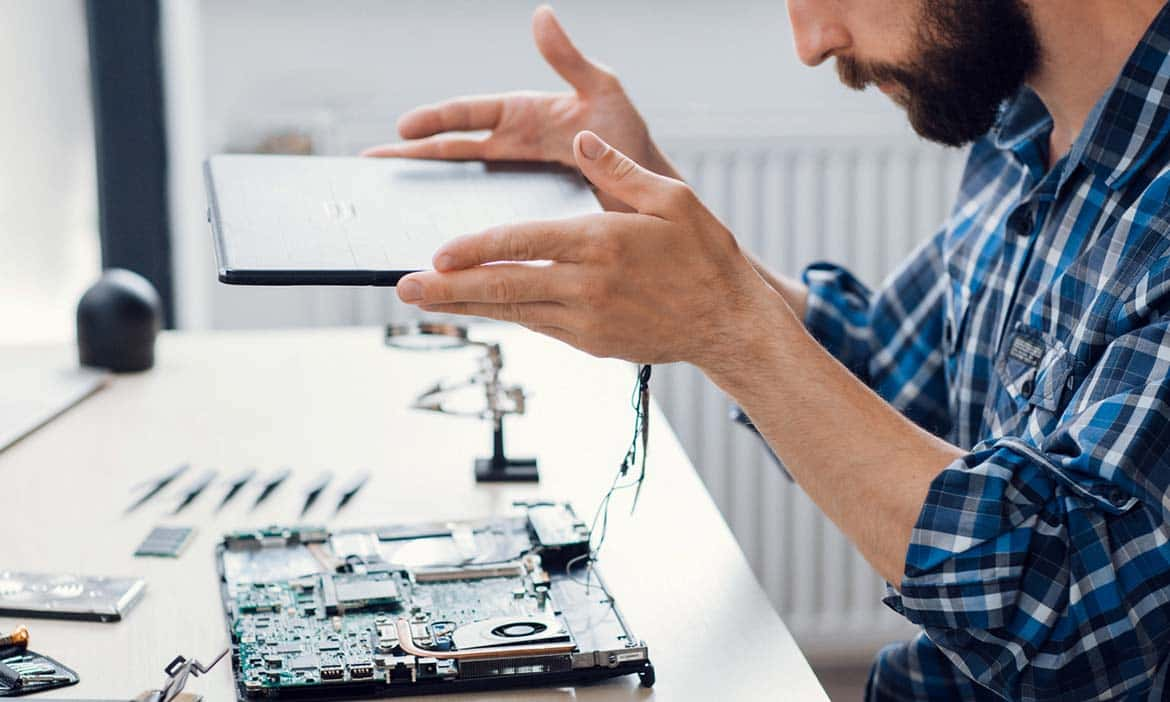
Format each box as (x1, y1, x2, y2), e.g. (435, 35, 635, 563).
(573, 131, 686, 218)
(533, 6, 614, 95)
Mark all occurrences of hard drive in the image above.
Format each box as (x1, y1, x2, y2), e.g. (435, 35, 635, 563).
(0, 571, 146, 622)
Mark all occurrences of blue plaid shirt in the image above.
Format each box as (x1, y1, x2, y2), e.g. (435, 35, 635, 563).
(802, 6, 1170, 701)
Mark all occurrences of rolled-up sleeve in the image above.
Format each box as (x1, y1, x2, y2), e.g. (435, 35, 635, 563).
(803, 263, 876, 378)
(802, 230, 953, 438)
(883, 314, 1170, 700)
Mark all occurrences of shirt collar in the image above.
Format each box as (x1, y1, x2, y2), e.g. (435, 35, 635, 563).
(993, 3, 1170, 191)
(991, 88, 1052, 153)
(1078, 2, 1170, 190)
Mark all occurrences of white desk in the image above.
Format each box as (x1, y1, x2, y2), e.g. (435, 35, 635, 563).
(1, 327, 827, 700)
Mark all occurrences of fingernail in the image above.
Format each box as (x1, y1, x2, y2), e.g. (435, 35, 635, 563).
(434, 253, 454, 271)
(578, 131, 605, 160)
(398, 279, 422, 303)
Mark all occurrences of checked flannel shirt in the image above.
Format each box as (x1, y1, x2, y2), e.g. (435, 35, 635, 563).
(802, 5, 1170, 701)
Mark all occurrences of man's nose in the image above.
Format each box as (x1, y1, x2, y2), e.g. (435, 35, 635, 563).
(787, 0, 851, 67)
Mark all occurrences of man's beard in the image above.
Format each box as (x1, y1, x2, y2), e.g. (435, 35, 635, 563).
(837, 0, 1041, 147)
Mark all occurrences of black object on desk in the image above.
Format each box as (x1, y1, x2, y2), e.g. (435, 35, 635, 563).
(334, 470, 370, 514)
(384, 324, 539, 483)
(252, 467, 291, 510)
(77, 268, 162, 373)
(217, 467, 256, 511)
(475, 421, 539, 482)
(172, 469, 217, 514)
(0, 645, 80, 696)
(127, 463, 189, 513)
(298, 471, 333, 517)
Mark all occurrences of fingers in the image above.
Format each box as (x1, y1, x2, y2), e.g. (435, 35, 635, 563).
(527, 324, 582, 349)
(573, 131, 691, 218)
(532, 6, 614, 95)
(398, 263, 577, 305)
(361, 136, 489, 161)
(417, 303, 584, 351)
(395, 95, 505, 140)
(361, 95, 506, 159)
(432, 216, 596, 270)
(417, 301, 575, 329)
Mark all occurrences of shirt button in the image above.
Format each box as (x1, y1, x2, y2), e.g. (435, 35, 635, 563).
(1066, 375, 1076, 391)
(1021, 379, 1035, 397)
(1109, 488, 1128, 507)
(1008, 205, 1037, 236)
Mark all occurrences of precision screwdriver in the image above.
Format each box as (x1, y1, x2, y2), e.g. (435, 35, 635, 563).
(172, 469, 218, 514)
(299, 470, 334, 517)
(217, 467, 257, 511)
(126, 463, 189, 513)
(334, 470, 371, 514)
(252, 467, 292, 511)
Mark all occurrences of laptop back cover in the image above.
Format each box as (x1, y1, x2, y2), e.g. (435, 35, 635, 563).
(204, 155, 602, 286)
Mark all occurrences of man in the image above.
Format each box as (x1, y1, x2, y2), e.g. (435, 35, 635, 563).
(364, 2, 1170, 699)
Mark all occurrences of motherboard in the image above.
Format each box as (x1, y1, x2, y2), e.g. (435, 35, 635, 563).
(217, 502, 653, 698)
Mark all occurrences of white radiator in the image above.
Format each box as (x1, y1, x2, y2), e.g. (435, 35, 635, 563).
(199, 123, 967, 660)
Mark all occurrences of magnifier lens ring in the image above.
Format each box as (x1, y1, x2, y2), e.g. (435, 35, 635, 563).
(384, 322, 470, 350)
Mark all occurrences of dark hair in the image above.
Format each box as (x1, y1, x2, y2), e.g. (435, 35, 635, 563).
(837, 0, 1041, 147)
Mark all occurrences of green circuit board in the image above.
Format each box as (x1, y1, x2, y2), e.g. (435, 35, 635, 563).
(218, 505, 654, 698)
(232, 569, 560, 690)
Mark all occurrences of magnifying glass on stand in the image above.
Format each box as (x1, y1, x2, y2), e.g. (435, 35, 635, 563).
(385, 322, 538, 483)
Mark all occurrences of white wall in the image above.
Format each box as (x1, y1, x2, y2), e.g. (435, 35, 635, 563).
(168, 0, 934, 331)
(0, 0, 99, 344)
(198, 0, 915, 145)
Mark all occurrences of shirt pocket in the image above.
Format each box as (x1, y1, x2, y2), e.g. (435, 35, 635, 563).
(994, 324, 1076, 426)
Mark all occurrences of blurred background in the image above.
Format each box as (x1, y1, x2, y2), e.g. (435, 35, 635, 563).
(2, 0, 968, 696)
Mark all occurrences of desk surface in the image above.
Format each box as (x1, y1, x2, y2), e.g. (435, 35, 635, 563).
(2, 327, 827, 700)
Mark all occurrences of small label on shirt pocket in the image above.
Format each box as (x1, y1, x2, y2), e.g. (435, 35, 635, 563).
(996, 324, 1076, 415)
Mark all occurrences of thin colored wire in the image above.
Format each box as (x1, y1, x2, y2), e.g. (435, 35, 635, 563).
(570, 364, 652, 595)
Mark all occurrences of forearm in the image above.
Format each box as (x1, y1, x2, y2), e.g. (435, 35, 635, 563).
(745, 253, 808, 319)
(700, 294, 961, 585)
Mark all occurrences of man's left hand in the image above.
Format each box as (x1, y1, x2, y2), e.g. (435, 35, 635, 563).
(396, 131, 786, 370)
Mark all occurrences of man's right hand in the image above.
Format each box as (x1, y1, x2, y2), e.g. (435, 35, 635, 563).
(362, 6, 681, 209)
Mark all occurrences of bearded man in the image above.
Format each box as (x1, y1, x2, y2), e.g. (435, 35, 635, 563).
(365, 2, 1170, 699)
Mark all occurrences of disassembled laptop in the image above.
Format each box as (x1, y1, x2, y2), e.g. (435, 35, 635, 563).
(217, 502, 654, 697)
